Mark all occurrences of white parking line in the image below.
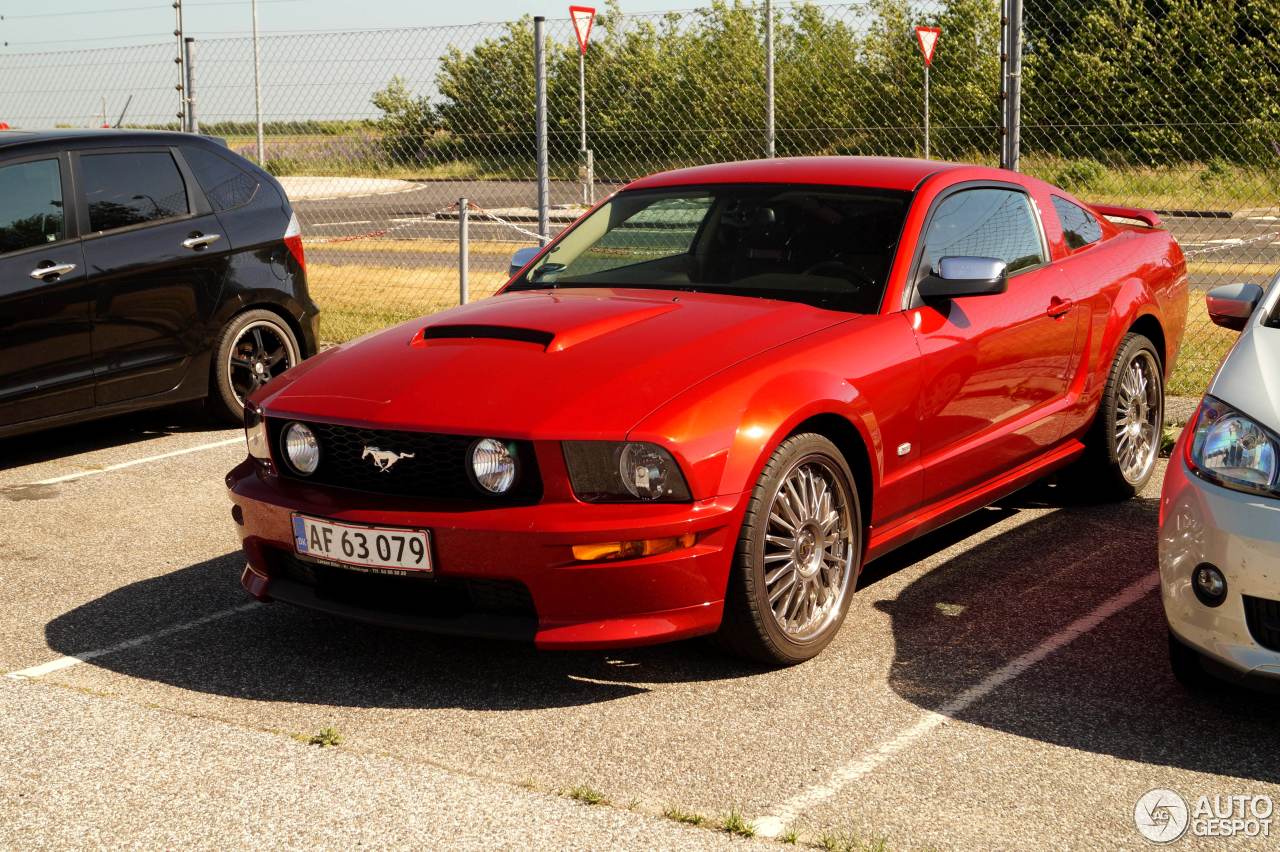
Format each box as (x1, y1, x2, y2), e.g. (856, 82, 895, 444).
(753, 572, 1159, 838)
(31, 437, 242, 486)
(6, 602, 260, 680)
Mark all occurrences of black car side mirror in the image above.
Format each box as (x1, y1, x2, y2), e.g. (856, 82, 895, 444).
(918, 256, 1008, 300)
(1206, 282, 1264, 331)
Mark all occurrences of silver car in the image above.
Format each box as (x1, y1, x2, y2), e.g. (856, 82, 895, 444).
(1160, 274, 1280, 688)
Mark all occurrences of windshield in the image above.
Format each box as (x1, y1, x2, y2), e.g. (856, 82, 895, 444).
(509, 184, 911, 312)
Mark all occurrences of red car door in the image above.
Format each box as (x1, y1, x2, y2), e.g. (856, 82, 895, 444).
(908, 185, 1080, 503)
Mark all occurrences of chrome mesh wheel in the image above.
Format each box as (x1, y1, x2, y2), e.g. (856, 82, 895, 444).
(762, 456, 855, 642)
(1114, 348, 1162, 485)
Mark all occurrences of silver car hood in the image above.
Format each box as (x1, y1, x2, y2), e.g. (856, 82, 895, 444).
(1208, 282, 1280, 431)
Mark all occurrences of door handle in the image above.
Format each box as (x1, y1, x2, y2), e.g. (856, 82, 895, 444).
(1046, 296, 1074, 318)
(182, 233, 221, 250)
(29, 262, 77, 280)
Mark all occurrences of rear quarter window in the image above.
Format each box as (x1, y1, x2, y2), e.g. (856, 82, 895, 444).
(1051, 195, 1103, 249)
(182, 146, 260, 211)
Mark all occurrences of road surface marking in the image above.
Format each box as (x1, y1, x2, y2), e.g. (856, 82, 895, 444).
(311, 220, 373, 227)
(6, 602, 260, 680)
(29, 437, 242, 486)
(753, 572, 1158, 838)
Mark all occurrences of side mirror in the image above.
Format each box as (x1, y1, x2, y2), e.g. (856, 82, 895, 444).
(918, 256, 1008, 300)
(508, 246, 541, 277)
(1206, 282, 1264, 331)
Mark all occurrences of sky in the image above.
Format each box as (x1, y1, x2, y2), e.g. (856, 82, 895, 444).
(0, 0, 708, 52)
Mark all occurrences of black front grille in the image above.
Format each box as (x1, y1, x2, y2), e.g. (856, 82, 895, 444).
(1243, 595, 1280, 652)
(281, 555, 536, 619)
(269, 419, 540, 502)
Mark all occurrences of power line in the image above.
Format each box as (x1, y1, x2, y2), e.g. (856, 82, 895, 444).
(0, 0, 299, 22)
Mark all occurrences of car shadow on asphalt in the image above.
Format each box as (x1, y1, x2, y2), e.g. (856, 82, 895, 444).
(0, 403, 230, 471)
(42, 552, 762, 712)
(874, 482, 1280, 785)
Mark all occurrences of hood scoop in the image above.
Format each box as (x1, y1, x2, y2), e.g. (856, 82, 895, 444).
(417, 324, 555, 349)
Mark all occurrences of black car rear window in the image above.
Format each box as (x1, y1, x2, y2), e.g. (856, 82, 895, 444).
(81, 151, 189, 232)
(182, 146, 259, 211)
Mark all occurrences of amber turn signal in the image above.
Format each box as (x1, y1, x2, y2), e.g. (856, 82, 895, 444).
(572, 532, 696, 562)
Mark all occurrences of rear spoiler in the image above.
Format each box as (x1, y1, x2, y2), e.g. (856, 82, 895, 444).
(1092, 204, 1162, 228)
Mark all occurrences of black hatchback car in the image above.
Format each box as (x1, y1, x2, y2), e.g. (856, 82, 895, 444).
(0, 129, 318, 438)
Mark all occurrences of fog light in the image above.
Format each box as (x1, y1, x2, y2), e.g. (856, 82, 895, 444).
(572, 533, 696, 562)
(1192, 563, 1227, 607)
(282, 421, 320, 475)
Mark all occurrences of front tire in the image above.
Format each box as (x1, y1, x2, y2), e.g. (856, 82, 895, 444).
(717, 433, 863, 666)
(208, 309, 301, 424)
(1072, 332, 1164, 500)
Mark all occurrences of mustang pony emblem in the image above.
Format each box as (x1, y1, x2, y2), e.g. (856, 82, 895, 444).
(362, 446, 415, 472)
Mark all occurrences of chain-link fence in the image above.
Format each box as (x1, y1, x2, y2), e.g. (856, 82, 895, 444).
(0, 0, 1274, 395)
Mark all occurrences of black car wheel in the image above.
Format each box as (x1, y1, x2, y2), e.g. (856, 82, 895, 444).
(717, 433, 863, 665)
(209, 309, 300, 423)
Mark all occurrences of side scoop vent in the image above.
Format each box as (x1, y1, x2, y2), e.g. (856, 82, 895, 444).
(419, 324, 555, 348)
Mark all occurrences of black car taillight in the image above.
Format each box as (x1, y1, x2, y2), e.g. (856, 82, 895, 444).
(284, 211, 306, 272)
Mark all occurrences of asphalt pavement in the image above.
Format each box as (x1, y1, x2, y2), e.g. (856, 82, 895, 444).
(3, 406, 1277, 849)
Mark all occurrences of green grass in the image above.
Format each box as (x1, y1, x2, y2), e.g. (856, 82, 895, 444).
(564, 784, 607, 806)
(817, 827, 889, 852)
(662, 806, 707, 827)
(301, 726, 343, 748)
(719, 808, 756, 838)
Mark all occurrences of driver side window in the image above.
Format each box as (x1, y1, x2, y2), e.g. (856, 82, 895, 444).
(0, 159, 65, 256)
(922, 188, 1045, 276)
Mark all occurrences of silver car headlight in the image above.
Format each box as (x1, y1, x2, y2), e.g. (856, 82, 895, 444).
(563, 441, 692, 502)
(1187, 396, 1279, 497)
(470, 438, 518, 494)
(281, 421, 321, 476)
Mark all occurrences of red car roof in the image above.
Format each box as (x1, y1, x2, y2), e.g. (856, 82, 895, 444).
(625, 156, 968, 192)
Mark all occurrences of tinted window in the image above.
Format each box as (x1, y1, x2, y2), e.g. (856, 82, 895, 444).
(183, 146, 258, 211)
(510, 185, 911, 313)
(922, 188, 1045, 274)
(0, 159, 64, 255)
(1051, 195, 1102, 249)
(81, 151, 188, 232)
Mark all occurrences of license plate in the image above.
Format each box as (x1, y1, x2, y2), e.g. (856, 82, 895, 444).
(291, 514, 432, 575)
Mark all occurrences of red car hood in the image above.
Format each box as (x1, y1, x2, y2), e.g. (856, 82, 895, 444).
(261, 288, 851, 437)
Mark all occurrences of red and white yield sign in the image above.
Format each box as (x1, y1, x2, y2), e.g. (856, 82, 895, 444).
(915, 26, 941, 66)
(570, 6, 596, 54)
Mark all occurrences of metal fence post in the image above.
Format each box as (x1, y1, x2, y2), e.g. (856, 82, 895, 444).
(459, 197, 469, 305)
(251, 0, 265, 164)
(764, 0, 775, 158)
(534, 16, 550, 241)
(183, 38, 198, 134)
(1001, 0, 1023, 170)
(173, 0, 186, 129)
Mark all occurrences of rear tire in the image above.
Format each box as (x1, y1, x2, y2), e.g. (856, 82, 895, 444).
(208, 309, 301, 424)
(1069, 332, 1164, 501)
(716, 433, 863, 666)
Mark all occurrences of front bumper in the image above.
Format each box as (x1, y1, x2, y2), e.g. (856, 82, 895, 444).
(226, 458, 745, 649)
(1158, 439, 1280, 681)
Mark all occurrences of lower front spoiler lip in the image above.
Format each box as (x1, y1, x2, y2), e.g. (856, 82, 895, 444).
(262, 571, 538, 642)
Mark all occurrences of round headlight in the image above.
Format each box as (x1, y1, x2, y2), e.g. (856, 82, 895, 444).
(618, 442, 673, 501)
(282, 421, 320, 475)
(471, 438, 517, 494)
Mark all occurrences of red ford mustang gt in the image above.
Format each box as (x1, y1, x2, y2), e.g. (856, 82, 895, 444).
(227, 157, 1187, 664)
